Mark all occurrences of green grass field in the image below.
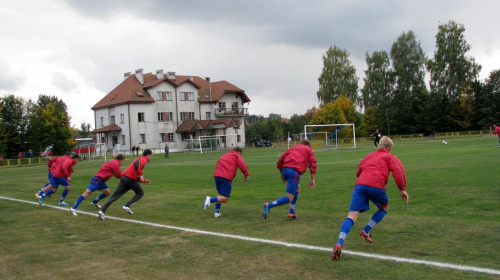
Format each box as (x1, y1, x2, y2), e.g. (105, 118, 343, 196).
(1, 137, 499, 279)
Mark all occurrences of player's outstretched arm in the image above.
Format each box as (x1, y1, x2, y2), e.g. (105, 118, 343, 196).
(401, 190, 409, 204)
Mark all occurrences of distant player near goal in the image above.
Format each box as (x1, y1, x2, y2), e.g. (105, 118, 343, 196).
(331, 136, 409, 260)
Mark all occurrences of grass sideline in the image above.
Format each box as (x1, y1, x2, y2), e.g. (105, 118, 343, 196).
(1, 137, 499, 279)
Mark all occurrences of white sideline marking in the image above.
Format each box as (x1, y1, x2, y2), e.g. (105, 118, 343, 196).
(2, 196, 499, 276)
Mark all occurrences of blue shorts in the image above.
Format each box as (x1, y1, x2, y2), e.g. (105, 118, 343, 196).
(49, 177, 70, 188)
(349, 185, 389, 212)
(282, 168, 300, 195)
(47, 172, 53, 181)
(87, 176, 109, 192)
(214, 177, 232, 197)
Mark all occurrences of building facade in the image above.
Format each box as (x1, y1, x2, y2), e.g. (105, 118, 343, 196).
(92, 69, 250, 152)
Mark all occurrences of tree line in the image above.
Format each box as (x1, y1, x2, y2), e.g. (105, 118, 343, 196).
(246, 20, 499, 141)
(0, 94, 91, 158)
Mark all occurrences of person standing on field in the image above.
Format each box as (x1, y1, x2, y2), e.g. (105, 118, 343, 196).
(331, 136, 409, 260)
(164, 144, 169, 158)
(98, 149, 153, 220)
(371, 129, 381, 148)
(263, 139, 317, 219)
(70, 154, 125, 216)
(494, 125, 500, 148)
(203, 147, 249, 218)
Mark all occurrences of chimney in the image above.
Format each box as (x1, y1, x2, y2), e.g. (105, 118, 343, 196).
(167, 71, 176, 80)
(188, 76, 193, 81)
(124, 72, 131, 80)
(156, 69, 164, 79)
(135, 69, 144, 84)
(205, 77, 210, 82)
(206, 77, 212, 101)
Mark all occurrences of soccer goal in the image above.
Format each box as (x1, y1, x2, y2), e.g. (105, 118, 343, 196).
(185, 134, 239, 154)
(302, 123, 356, 150)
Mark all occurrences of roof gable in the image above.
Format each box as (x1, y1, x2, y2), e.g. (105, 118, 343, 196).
(92, 75, 154, 110)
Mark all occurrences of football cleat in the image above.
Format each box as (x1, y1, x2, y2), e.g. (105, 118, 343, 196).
(203, 196, 211, 210)
(122, 205, 133, 214)
(38, 197, 44, 206)
(59, 201, 69, 206)
(214, 212, 221, 218)
(331, 244, 342, 260)
(263, 203, 270, 219)
(98, 211, 105, 220)
(287, 213, 297, 219)
(35, 193, 41, 200)
(360, 231, 373, 243)
(70, 208, 77, 216)
(90, 202, 101, 209)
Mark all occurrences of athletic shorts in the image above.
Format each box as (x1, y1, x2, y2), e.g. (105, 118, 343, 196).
(282, 168, 300, 195)
(214, 177, 232, 197)
(47, 172, 53, 181)
(49, 177, 70, 188)
(349, 184, 388, 212)
(87, 176, 109, 192)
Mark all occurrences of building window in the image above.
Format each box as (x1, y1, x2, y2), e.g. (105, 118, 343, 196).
(166, 91, 173, 101)
(237, 135, 241, 143)
(180, 112, 186, 121)
(167, 133, 174, 142)
(122, 135, 126, 145)
(120, 114, 125, 124)
(159, 133, 165, 142)
(158, 112, 164, 122)
(218, 102, 226, 110)
(166, 112, 173, 121)
(140, 134, 146, 143)
(180, 92, 194, 101)
(189, 112, 195, 120)
(110, 115, 115, 125)
(156, 91, 163, 101)
(138, 112, 145, 122)
(232, 102, 239, 110)
(206, 112, 211, 120)
(100, 117, 104, 127)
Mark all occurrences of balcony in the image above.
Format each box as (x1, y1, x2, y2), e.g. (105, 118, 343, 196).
(214, 107, 248, 117)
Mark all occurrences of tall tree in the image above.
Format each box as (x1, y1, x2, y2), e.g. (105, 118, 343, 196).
(0, 95, 27, 158)
(317, 45, 359, 106)
(476, 69, 500, 128)
(427, 21, 481, 102)
(361, 50, 393, 109)
(310, 95, 357, 138)
(390, 30, 427, 134)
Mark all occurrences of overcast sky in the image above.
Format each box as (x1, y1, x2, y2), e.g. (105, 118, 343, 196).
(1, 0, 498, 128)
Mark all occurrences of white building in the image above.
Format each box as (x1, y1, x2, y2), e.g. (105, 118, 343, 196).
(92, 69, 251, 152)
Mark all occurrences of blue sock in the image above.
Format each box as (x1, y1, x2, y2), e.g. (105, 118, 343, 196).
(363, 209, 387, 234)
(60, 189, 69, 202)
(337, 218, 355, 247)
(215, 203, 221, 213)
(42, 189, 54, 198)
(38, 183, 49, 195)
(270, 196, 290, 209)
(289, 192, 299, 214)
(210, 197, 218, 203)
(93, 193, 107, 203)
(73, 195, 85, 209)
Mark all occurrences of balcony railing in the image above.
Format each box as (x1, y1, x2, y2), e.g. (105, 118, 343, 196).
(214, 108, 248, 116)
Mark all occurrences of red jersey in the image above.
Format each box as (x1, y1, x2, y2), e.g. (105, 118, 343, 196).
(122, 156, 148, 180)
(355, 149, 406, 190)
(53, 158, 77, 178)
(277, 144, 317, 174)
(213, 150, 249, 181)
(49, 155, 70, 174)
(495, 126, 500, 136)
(94, 159, 122, 182)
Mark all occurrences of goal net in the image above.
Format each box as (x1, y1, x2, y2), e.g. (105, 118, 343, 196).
(184, 134, 239, 154)
(302, 123, 356, 150)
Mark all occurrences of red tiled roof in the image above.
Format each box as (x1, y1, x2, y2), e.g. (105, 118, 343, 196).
(92, 72, 249, 110)
(176, 118, 240, 132)
(92, 124, 122, 133)
(92, 75, 154, 110)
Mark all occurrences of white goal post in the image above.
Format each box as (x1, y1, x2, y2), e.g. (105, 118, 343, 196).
(185, 134, 239, 154)
(303, 123, 356, 149)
